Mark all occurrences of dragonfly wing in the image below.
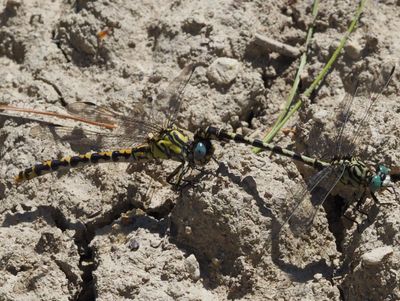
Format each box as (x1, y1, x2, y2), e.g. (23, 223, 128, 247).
(348, 66, 395, 154)
(65, 101, 161, 135)
(64, 101, 169, 149)
(156, 63, 201, 126)
(334, 66, 395, 158)
(30, 123, 144, 150)
(65, 102, 120, 125)
(334, 88, 357, 158)
(282, 165, 345, 236)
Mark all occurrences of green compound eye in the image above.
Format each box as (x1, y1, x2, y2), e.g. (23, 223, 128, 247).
(377, 165, 390, 175)
(369, 175, 382, 192)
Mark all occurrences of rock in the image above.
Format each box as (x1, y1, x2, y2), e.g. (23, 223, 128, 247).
(184, 254, 200, 281)
(207, 57, 240, 85)
(361, 246, 393, 266)
(313, 109, 329, 123)
(127, 239, 140, 251)
(344, 40, 362, 60)
(6, 0, 22, 11)
(185, 225, 192, 235)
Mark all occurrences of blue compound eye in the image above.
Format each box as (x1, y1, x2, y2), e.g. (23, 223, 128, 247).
(369, 175, 382, 192)
(194, 142, 207, 161)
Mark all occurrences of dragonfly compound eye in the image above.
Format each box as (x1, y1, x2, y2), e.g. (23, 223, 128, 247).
(369, 175, 383, 192)
(374, 164, 392, 188)
(194, 142, 207, 161)
(376, 164, 390, 175)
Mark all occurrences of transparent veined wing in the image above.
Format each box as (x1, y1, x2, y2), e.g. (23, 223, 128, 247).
(333, 66, 395, 158)
(1, 101, 159, 149)
(63, 101, 162, 140)
(156, 63, 204, 127)
(280, 165, 346, 236)
(347, 66, 395, 155)
(0, 63, 202, 150)
(29, 123, 143, 150)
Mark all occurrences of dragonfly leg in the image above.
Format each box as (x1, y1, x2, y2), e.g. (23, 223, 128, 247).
(167, 162, 191, 189)
(179, 166, 213, 190)
(381, 186, 399, 205)
(392, 186, 399, 203)
(342, 195, 361, 229)
(167, 163, 184, 187)
(353, 191, 370, 220)
(343, 212, 361, 231)
(370, 192, 381, 205)
(179, 176, 199, 191)
(193, 166, 217, 178)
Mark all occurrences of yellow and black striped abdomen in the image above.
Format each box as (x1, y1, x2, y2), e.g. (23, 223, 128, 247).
(15, 145, 154, 183)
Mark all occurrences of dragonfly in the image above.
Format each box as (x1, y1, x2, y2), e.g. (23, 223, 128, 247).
(194, 66, 399, 232)
(2, 64, 398, 234)
(1, 63, 214, 186)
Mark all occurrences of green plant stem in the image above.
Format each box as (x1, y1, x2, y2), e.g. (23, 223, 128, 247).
(254, 0, 367, 153)
(252, 0, 319, 153)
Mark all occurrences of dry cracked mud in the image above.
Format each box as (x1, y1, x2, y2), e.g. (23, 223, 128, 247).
(0, 1, 400, 300)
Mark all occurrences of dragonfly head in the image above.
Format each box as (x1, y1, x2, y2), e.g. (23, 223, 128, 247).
(369, 164, 392, 192)
(191, 137, 214, 165)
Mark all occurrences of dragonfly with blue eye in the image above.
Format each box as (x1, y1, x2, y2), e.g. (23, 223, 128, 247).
(3, 63, 400, 232)
(1, 63, 214, 186)
(194, 65, 400, 233)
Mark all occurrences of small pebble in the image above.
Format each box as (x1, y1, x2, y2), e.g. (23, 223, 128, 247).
(128, 239, 140, 251)
(207, 57, 240, 85)
(150, 239, 161, 248)
(344, 40, 362, 60)
(362, 246, 393, 266)
(313, 109, 329, 123)
(313, 273, 323, 281)
(264, 65, 277, 78)
(185, 226, 192, 235)
(112, 224, 121, 231)
(211, 257, 221, 268)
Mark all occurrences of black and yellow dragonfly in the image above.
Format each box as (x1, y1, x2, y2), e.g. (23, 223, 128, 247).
(1, 64, 399, 233)
(1, 63, 214, 186)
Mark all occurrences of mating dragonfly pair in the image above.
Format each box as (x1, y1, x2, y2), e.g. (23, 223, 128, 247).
(1, 63, 398, 233)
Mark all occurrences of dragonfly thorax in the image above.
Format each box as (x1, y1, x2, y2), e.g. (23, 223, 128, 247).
(150, 128, 190, 161)
(331, 157, 372, 188)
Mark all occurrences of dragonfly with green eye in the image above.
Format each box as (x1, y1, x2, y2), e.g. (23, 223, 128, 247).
(1, 63, 214, 186)
(194, 66, 399, 232)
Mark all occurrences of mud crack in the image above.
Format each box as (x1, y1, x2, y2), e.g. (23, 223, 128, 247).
(76, 193, 174, 300)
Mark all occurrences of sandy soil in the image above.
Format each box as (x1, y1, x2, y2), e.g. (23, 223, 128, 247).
(0, 0, 400, 300)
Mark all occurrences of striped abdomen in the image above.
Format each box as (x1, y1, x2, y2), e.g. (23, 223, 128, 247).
(197, 126, 330, 170)
(15, 145, 154, 183)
